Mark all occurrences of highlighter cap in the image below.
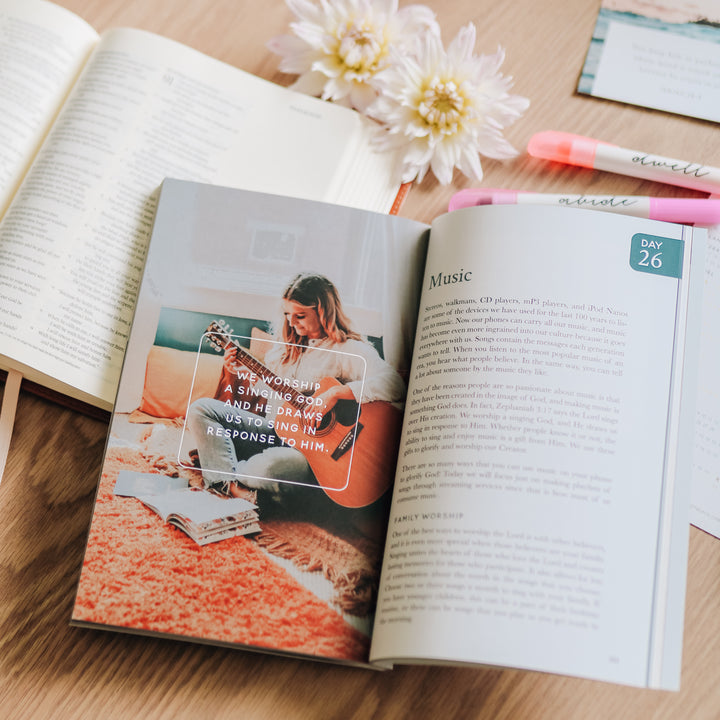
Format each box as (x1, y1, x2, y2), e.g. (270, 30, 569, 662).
(649, 197, 720, 225)
(448, 188, 518, 211)
(527, 131, 613, 169)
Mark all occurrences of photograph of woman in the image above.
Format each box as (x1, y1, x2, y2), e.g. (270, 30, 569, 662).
(187, 271, 406, 510)
(72, 182, 429, 662)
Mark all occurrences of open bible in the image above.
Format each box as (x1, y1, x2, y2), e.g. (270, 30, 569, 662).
(72, 179, 705, 689)
(0, 0, 403, 418)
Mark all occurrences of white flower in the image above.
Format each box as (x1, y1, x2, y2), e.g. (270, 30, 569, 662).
(370, 23, 529, 185)
(268, 0, 439, 112)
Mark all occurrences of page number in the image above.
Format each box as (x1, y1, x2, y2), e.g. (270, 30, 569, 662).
(637, 248, 663, 269)
(629, 233, 683, 279)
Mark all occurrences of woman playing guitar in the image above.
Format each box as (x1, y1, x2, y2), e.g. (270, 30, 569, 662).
(186, 272, 405, 509)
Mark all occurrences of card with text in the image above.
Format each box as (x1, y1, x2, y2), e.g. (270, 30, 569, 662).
(578, 0, 720, 122)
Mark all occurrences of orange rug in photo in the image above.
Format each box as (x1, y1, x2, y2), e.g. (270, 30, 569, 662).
(257, 518, 381, 618)
(72, 447, 371, 663)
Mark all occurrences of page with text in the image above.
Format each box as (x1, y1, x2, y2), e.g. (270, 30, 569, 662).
(371, 205, 701, 689)
(0, 27, 398, 409)
(0, 0, 97, 213)
(689, 223, 720, 536)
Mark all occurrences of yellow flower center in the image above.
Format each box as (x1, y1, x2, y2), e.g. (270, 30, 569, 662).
(419, 80, 467, 134)
(336, 22, 386, 75)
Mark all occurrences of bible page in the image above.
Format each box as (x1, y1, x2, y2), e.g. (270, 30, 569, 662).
(0, 27, 398, 409)
(370, 205, 702, 689)
(0, 0, 97, 213)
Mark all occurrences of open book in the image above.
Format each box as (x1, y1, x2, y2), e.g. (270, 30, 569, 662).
(0, 0, 402, 416)
(72, 179, 705, 689)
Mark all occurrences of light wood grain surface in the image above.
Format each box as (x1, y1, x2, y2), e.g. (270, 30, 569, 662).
(2, 1, 720, 718)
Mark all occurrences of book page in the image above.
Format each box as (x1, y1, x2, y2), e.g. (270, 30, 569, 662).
(370, 205, 701, 689)
(689, 223, 720, 536)
(72, 181, 428, 665)
(0, 0, 98, 213)
(0, 27, 399, 409)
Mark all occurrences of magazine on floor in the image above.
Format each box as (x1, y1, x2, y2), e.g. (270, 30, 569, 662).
(72, 179, 705, 689)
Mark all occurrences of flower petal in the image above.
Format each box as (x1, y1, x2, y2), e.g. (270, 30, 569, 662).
(447, 23, 476, 66)
(290, 71, 332, 96)
(349, 81, 380, 112)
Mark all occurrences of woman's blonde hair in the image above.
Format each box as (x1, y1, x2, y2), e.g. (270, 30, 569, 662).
(279, 273, 361, 363)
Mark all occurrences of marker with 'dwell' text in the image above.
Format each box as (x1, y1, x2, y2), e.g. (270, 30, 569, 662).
(527, 131, 720, 195)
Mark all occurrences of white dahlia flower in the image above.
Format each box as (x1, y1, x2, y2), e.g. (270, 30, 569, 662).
(370, 23, 529, 184)
(268, 0, 439, 111)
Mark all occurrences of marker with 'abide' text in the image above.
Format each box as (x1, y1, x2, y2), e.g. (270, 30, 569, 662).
(448, 188, 720, 225)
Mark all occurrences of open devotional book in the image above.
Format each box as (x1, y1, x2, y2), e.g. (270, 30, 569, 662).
(0, 0, 403, 417)
(72, 179, 705, 690)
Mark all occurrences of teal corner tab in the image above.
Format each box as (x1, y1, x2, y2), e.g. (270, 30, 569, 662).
(629, 233, 684, 279)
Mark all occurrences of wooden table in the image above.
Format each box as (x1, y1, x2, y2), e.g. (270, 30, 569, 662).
(2, 1, 719, 717)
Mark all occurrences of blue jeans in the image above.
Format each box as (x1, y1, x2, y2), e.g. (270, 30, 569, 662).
(186, 396, 315, 496)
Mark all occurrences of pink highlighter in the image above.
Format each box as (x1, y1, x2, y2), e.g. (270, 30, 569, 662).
(448, 187, 720, 225)
(527, 130, 720, 195)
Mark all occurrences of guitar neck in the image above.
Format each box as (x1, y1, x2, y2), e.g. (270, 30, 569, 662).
(207, 324, 309, 411)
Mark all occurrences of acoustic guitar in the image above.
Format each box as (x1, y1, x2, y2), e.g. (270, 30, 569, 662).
(204, 321, 402, 508)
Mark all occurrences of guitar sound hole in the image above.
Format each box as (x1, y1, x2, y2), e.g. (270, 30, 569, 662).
(317, 412, 333, 433)
(313, 400, 357, 435)
(332, 400, 359, 426)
